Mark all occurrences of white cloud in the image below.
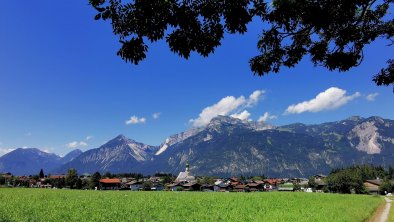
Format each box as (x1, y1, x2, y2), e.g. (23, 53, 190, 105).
(247, 90, 265, 107)
(230, 110, 251, 121)
(190, 96, 246, 127)
(125, 116, 146, 125)
(258, 112, 277, 122)
(66, 141, 88, 149)
(152, 112, 161, 119)
(85, 136, 94, 141)
(285, 87, 360, 114)
(0, 148, 15, 156)
(366, 93, 379, 101)
(190, 90, 266, 127)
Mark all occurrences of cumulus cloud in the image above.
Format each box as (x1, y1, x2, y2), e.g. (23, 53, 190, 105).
(152, 112, 161, 119)
(66, 141, 88, 149)
(190, 96, 246, 127)
(258, 112, 277, 122)
(125, 115, 146, 125)
(366, 93, 379, 101)
(230, 110, 251, 121)
(247, 90, 265, 107)
(190, 90, 265, 127)
(285, 87, 360, 114)
(85, 136, 94, 141)
(0, 148, 15, 156)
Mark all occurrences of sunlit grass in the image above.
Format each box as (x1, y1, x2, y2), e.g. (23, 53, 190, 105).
(389, 199, 394, 222)
(0, 188, 383, 222)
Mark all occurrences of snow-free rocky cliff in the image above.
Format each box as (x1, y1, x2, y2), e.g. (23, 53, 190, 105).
(2, 116, 394, 176)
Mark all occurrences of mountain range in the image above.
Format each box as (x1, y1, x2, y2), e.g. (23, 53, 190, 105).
(1, 115, 393, 177)
(0, 148, 82, 175)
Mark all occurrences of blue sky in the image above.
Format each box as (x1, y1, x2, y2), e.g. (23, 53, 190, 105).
(0, 1, 393, 156)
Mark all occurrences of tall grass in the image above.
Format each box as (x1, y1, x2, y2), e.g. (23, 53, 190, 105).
(0, 189, 383, 221)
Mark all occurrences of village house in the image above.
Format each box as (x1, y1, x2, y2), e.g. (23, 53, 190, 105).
(234, 184, 247, 192)
(263, 178, 283, 191)
(151, 183, 165, 191)
(200, 184, 214, 192)
(99, 178, 121, 190)
(278, 182, 294, 191)
(182, 182, 201, 191)
(247, 183, 263, 192)
(127, 180, 143, 191)
(49, 175, 66, 180)
(312, 174, 327, 192)
(0, 173, 13, 186)
(363, 179, 387, 195)
(215, 183, 233, 192)
(168, 181, 186, 191)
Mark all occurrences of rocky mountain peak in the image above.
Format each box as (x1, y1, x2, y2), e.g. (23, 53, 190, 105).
(102, 134, 136, 148)
(61, 149, 83, 163)
(366, 116, 385, 124)
(209, 115, 245, 125)
(155, 128, 202, 156)
(113, 134, 131, 142)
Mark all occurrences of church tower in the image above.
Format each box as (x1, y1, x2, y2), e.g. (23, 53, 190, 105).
(186, 163, 190, 173)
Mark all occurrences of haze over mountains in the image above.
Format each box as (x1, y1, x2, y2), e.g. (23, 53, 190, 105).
(1, 116, 393, 177)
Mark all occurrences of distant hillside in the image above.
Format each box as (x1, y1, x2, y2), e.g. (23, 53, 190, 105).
(0, 148, 82, 175)
(53, 135, 159, 174)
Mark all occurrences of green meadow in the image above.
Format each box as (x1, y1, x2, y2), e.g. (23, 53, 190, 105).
(0, 189, 383, 222)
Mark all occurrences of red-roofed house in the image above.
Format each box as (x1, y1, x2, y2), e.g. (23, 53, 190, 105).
(99, 178, 121, 190)
(49, 175, 65, 180)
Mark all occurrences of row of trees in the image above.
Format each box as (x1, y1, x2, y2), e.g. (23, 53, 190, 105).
(323, 165, 394, 194)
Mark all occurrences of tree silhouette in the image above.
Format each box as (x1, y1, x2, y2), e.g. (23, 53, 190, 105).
(65, 168, 78, 189)
(90, 171, 102, 189)
(89, 0, 393, 89)
(39, 169, 44, 179)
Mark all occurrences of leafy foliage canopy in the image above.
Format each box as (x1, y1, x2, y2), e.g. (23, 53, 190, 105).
(90, 0, 393, 89)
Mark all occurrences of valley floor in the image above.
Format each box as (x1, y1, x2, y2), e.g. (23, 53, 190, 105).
(0, 189, 383, 222)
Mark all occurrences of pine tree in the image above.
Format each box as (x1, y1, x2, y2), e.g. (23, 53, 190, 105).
(39, 169, 44, 178)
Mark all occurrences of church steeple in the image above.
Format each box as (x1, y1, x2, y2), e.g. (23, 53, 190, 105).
(186, 163, 190, 173)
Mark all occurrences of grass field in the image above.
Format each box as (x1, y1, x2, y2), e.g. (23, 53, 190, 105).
(388, 197, 394, 222)
(0, 189, 383, 222)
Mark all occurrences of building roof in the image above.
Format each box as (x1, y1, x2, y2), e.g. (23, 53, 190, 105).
(168, 182, 183, 187)
(264, 179, 282, 185)
(235, 185, 246, 189)
(99, 178, 121, 184)
(183, 182, 200, 187)
(364, 179, 386, 186)
(278, 187, 294, 191)
(49, 175, 65, 179)
(314, 174, 327, 178)
(126, 180, 142, 185)
(247, 183, 260, 187)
